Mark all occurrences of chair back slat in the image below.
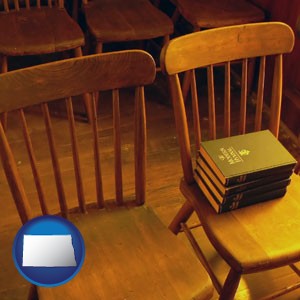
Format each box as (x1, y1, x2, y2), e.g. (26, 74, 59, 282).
(19, 109, 49, 215)
(66, 97, 86, 213)
(162, 22, 294, 75)
(0, 51, 155, 220)
(207, 65, 216, 140)
(113, 89, 123, 205)
(161, 22, 295, 184)
(239, 58, 248, 134)
(135, 86, 146, 205)
(191, 69, 201, 151)
(269, 54, 283, 138)
(42, 103, 68, 218)
(255, 56, 266, 131)
(224, 61, 231, 137)
(0, 122, 32, 224)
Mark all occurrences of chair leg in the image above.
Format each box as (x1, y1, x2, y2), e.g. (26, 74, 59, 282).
(168, 200, 194, 234)
(74, 47, 93, 123)
(0, 55, 8, 131)
(172, 7, 181, 24)
(219, 268, 241, 300)
(27, 284, 38, 300)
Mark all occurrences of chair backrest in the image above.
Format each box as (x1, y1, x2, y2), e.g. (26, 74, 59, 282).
(1, 0, 64, 11)
(0, 50, 156, 224)
(160, 22, 295, 184)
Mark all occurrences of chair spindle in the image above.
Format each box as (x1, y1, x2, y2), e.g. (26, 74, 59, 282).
(255, 56, 266, 131)
(90, 93, 104, 208)
(239, 58, 248, 134)
(113, 89, 123, 205)
(25, 0, 30, 9)
(19, 109, 49, 215)
(13, 0, 20, 11)
(224, 61, 231, 137)
(3, 0, 9, 12)
(65, 97, 86, 213)
(207, 65, 216, 139)
(41, 103, 68, 218)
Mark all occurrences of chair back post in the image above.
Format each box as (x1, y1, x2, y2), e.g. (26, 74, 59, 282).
(168, 74, 194, 184)
(269, 54, 283, 138)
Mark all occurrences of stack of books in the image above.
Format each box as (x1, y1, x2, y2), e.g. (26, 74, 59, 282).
(194, 130, 297, 213)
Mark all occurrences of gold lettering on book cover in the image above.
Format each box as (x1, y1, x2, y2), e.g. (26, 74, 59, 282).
(219, 147, 244, 165)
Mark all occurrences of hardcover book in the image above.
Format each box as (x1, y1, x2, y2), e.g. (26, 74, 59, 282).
(194, 168, 291, 204)
(194, 173, 287, 213)
(198, 130, 296, 186)
(195, 159, 293, 196)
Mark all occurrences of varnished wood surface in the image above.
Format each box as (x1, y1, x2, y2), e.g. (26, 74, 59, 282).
(175, 0, 265, 28)
(38, 206, 213, 300)
(161, 22, 300, 299)
(0, 74, 300, 299)
(0, 50, 156, 114)
(161, 22, 294, 75)
(180, 174, 300, 274)
(0, 7, 84, 56)
(0, 53, 214, 299)
(83, 0, 173, 42)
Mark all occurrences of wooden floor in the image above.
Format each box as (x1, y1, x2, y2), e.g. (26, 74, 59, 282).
(0, 70, 300, 299)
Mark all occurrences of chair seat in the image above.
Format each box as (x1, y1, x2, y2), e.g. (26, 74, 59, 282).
(83, 0, 173, 42)
(181, 173, 300, 274)
(38, 205, 213, 300)
(0, 8, 84, 56)
(176, 0, 265, 28)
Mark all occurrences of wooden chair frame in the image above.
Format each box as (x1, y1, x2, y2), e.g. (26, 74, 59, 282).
(0, 50, 214, 299)
(161, 22, 300, 299)
(166, 0, 265, 101)
(0, 0, 92, 128)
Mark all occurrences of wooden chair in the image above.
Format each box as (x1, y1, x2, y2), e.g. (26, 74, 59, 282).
(0, 0, 92, 128)
(168, 0, 265, 100)
(0, 50, 214, 299)
(81, 0, 173, 68)
(161, 22, 300, 299)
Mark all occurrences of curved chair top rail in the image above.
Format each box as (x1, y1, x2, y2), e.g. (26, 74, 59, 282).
(161, 22, 295, 75)
(0, 50, 156, 114)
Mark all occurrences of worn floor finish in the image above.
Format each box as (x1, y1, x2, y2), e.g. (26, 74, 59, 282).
(0, 71, 300, 299)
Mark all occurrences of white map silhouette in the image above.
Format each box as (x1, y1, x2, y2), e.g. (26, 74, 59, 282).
(22, 235, 77, 267)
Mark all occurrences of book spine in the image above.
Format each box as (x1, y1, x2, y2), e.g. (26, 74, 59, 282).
(226, 164, 295, 186)
(219, 188, 287, 213)
(222, 179, 291, 204)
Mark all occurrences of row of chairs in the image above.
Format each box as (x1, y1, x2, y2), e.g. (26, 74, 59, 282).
(0, 21, 300, 299)
(0, 0, 265, 127)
